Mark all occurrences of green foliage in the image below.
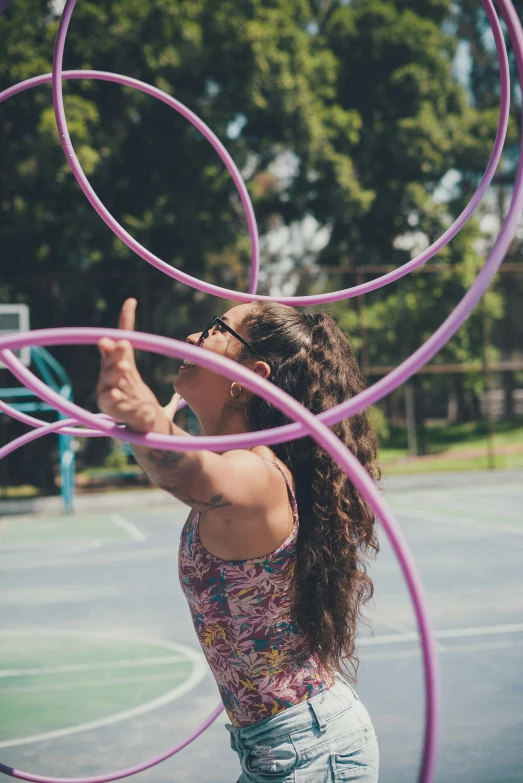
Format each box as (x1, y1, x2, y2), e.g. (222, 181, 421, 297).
(325, 0, 512, 418)
(0, 0, 518, 486)
(104, 441, 130, 471)
(369, 405, 390, 444)
(380, 418, 523, 475)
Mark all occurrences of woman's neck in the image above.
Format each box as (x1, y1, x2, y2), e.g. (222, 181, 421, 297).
(198, 405, 250, 438)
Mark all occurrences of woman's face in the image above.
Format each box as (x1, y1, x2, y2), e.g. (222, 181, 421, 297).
(173, 303, 256, 416)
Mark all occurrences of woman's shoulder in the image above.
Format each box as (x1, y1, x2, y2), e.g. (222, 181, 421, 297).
(249, 446, 296, 498)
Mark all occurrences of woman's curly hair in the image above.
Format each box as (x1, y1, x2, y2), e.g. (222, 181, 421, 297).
(240, 302, 380, 682)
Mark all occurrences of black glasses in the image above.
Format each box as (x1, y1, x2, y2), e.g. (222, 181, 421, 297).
(198, 316, 264, 361)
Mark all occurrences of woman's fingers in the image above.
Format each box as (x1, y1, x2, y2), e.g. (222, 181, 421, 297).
(163, 391, 181, 421)
(99, 301, 137, 369)
(97, 355, 138, 392)
(108, 388, 123, 401)
(99, 341, 136, 376)
(99, 337, 116, 351)
(116, 298, 138, 371)
(97, 297, 163, 433)
(113, 340, 136, 364)
(118, 298, 137, 331)
(98, 338, 117, 366)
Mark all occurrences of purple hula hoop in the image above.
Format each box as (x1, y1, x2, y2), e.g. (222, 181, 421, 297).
(0, 65, 259, 297)
(0, 0, 521, 781)
(48, 0, 508, 306)
(1, 329, 441, 783)
(0, 0, 510, 450)
(29, 80, 261, 298)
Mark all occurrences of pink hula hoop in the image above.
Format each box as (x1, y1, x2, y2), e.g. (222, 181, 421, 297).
(1, 0, 522, 781)
(45, 0, 509, 305)
(1, 328, 441, 783)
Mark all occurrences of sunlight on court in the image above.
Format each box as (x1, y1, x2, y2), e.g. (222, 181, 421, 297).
(388, 480, 523, 534)
(0, 513, 146, 552)
(0, 477, 521, 782)
(0, 631, 205, 748)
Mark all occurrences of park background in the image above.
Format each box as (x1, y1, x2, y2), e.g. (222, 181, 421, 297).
(1, 4, 523, 783)
(1, 0, 523, 498)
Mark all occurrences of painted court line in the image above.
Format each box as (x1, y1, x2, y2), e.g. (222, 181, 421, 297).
(435, 502, 522, 521)
(381, 617, 447, 652)
(0, 539, 104, 553)
(0, 655, 185, 678)
(0, 585, 127, 606)
(396, 491, 523, 517)
(0, 631, 207, 749)
(0, 545, 171, 571)
(358, 622, 523, 646)
(60, 539, 104, 556)
(0, 671, 190, 695)
(111, 513, 147, 542)
(0, 539, 85, 551)
(364, 638, 523, 662)
(393, 506, 523, 535)
(394, 494, 523, 521)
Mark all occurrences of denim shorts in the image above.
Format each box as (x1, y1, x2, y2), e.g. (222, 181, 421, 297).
(225, 675, 379, 782)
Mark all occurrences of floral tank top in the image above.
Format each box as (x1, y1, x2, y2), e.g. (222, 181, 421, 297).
(177, 459, 335, 727)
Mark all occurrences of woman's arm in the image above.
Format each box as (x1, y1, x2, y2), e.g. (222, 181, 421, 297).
(96, 300, 284, 520)
(96, 299, 201, 492)
(127, 411, 202, 501)
(133, 430, 279, 518)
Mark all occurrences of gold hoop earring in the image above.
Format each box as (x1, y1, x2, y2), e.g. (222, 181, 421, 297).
(230, 382, 243, 399)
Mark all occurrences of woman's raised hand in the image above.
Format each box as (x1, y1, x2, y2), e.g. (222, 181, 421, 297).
(163, 390, 181, 421)
(97, 298, 170, 434)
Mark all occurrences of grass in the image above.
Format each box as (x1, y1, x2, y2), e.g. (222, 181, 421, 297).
(379, 417, 523, 474)
(383, 451, 523, 475)
(77, 465, 143, 479)
(2, 420, 522, 498)
(0, 484, 40, 498)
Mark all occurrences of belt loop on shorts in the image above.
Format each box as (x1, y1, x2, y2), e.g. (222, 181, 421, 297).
(308, 694, 327, 732)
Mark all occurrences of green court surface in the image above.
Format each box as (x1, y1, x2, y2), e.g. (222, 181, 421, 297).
(0, 631, 204, 747)
(388, 481, 523, 533)
(0, 513, 142, 550)
(0, 476, 521, 783)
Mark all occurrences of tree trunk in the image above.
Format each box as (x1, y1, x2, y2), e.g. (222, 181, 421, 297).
(390, 389, 402, 427)
(503, 370, 515, 419)
(453, 374, 469, 423)
(414, 376, 428, 456)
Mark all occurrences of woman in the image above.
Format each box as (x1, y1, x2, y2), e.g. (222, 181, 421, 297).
(97, 297, 380, 782)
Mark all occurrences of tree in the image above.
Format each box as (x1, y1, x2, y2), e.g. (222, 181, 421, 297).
(0, 0, 368, 484)
(317, 0, 509, 440)
(453, 0, 523, 419)
(1, 0, 515, 484)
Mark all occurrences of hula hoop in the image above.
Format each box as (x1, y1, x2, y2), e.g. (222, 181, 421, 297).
(0, 400, 106, 440)
(0, 0, 522, 781)
(0, 78, 261, 298)
(46, 0, 508, 305)
(0, 0, 510, 451)
(0, 327, 440, 783)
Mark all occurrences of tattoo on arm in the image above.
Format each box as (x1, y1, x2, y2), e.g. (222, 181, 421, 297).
(178, 493, 232, 512)
(132, 446, 186, 491)
(133, 447, 232, 511)
(141, 449, 185, 469)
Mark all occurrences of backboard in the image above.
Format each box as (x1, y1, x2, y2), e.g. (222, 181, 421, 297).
(0, 304, 31, 369)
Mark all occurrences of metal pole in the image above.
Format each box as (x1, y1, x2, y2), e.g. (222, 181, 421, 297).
(481, 299, 496, 470)
(405, 383, 418, 457)
(356, 269, 369, 376)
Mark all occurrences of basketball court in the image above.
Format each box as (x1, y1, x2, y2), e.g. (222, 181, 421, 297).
(0, 470, 522, 782)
